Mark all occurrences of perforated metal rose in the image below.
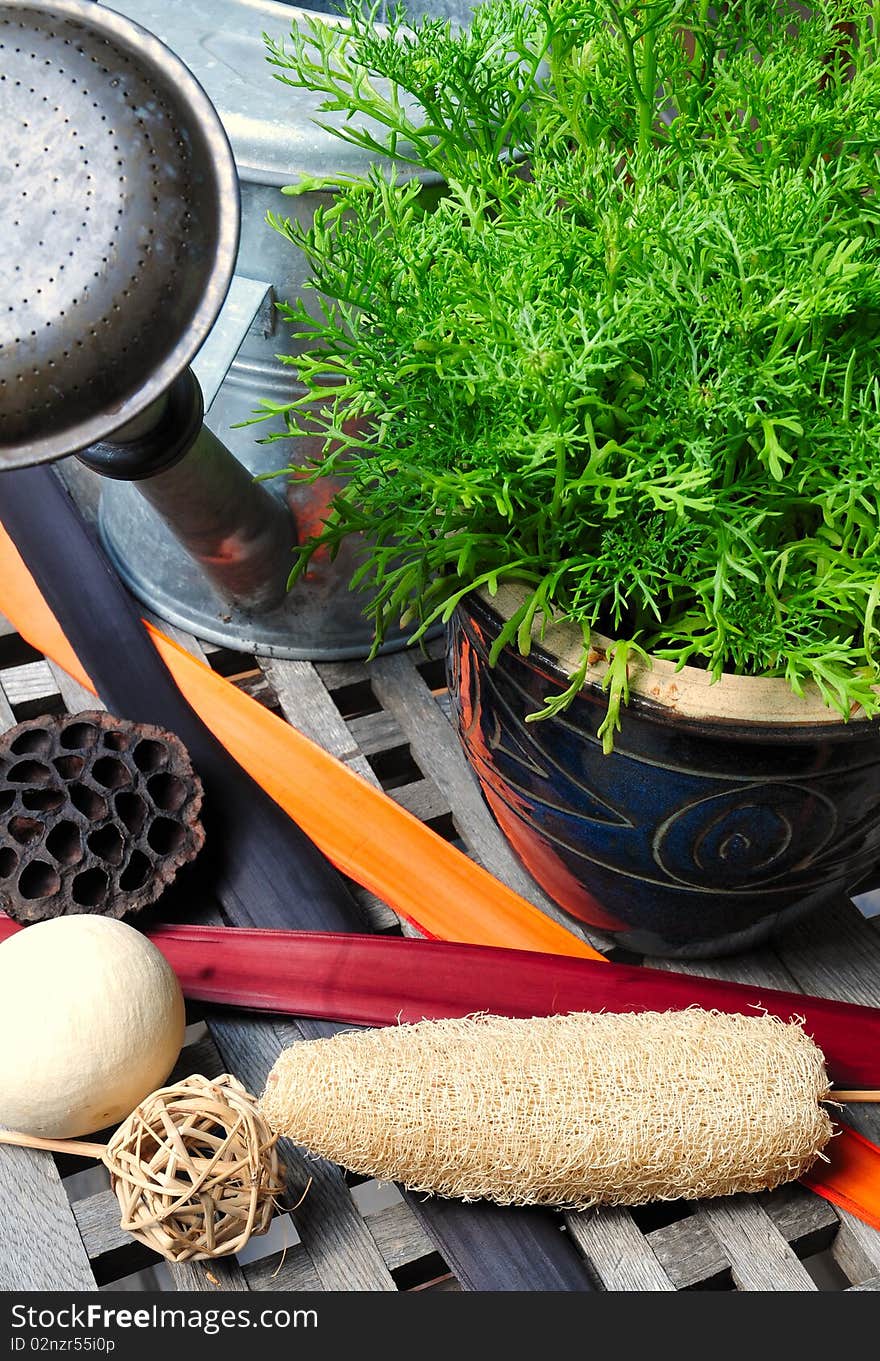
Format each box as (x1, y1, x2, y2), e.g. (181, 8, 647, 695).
(0, 711, 204, 923)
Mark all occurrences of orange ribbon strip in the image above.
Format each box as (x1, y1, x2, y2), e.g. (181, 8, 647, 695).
(0, 523, 601, 961)
(803, 1125, 880, 1233)
(0, 519, 877, 1243)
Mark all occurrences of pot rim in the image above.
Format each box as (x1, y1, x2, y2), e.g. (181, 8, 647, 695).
(474, 584, 876, 731)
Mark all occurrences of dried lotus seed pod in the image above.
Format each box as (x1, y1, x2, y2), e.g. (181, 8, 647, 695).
(0, 711, 204, 923)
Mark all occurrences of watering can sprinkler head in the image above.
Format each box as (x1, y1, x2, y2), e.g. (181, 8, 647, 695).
(0, 0, 292, 610)
(0, 0, 240, 466)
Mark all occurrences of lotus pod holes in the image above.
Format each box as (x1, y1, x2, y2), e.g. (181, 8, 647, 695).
(53, 755, 86, 781)
(60, 722, 100, 750)
(8, 761, 52, 787)
(18, 862, 62, 902)
(147, 773, 187, 813)
(102, 730, 129, 753)
(0, 712, 204, 923)
(92, 756, 133, 791)
(70, 784, 109, 822)
(71, 868, 110, 910)
(87, 825, 126, 868)
(22, 789, 65, 814)
(46, 822, 84, 867)
(119, 850, 150, 893)
(10, 730, 53, 756)
(115, 792, 148, 837)
(133, 740, 167, 774)
(8, 817, 42, 845)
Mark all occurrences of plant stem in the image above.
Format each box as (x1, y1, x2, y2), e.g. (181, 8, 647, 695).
(551, 420, 567, 519)
(637, 21, 657, 159)
(493, 28, 554, 159)
(605, 2, 647, 140)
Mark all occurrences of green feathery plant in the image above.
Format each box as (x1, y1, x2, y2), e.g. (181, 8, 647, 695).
(257, 1, 880, 750)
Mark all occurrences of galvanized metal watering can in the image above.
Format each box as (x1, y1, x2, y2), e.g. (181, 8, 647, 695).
(0, 0, 429, 659)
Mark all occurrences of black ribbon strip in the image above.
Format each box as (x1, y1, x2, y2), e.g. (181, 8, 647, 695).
(0, 464, 594, 1293)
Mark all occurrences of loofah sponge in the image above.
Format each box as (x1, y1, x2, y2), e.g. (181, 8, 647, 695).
(0, 711, 204, 922)
(260, 1009, 834, 1209)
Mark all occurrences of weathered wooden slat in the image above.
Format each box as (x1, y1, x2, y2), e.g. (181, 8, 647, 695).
(263, 664, 383, 794)
(261, 655, 401, 809)
(346, 710, 406, 757)
(73, 1189, 134, 1260)
(0, 660, 58, 712)
(646, 1215, 731, 1290)
(261, 659, 363, 762)
(655, 946, 800, 995)
(363, 1201, 437, 1273)
(166, 1034, 227, 1086)
(760, 1183, 839, 1256)
(698, 1197, 818, 1291)
(566, 1208, 675, 1291)
(244, 1246, 323, 1292)
(831, 1210, 880, 1289)
(47, 659, 103, 715)
(776, 897, 880, 1013)
(246, 1202, 444, 1290)
(168, 1257, 250, 1291)
(344, 751, 388, 786)
(256, 655, 401, 932)
(348, 884, 400, 930)
(848, 1275, 880, 1290)
(0, 679, 14, 729)
(368, 651, 541, 874)
(390, 778, 451, 823)
(0, 1147, 96, 1290)
(314, 658, 372, 691)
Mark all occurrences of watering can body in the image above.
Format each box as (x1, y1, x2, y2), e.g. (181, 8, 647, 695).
(98, 0, 437, 659)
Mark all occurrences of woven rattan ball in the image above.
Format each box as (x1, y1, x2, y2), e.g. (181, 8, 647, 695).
(103, 1074, 285, 1263)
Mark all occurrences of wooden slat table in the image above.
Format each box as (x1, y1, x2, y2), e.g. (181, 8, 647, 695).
(1, 505, 880, 1291)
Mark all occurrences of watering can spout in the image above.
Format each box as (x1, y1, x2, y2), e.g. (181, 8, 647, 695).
(79, 369, 294, 614)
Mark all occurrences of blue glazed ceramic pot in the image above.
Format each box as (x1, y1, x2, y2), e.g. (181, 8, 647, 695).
(446, 586, 880, 957)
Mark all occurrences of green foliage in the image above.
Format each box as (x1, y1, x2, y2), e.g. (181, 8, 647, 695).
(260, 1, 880, 738)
